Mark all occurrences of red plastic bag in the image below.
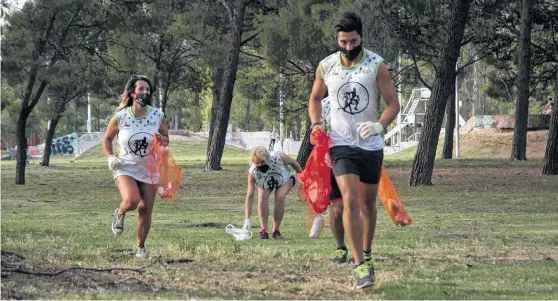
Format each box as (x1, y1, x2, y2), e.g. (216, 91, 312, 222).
(296, 128, 331, 214)
(378, 166, 412, 226)
(148, 138, 182, 200)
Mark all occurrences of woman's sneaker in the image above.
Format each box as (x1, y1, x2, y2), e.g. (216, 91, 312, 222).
(111, 208, 124, 235)
(136, 246, 148, 258)
(272, 230, 283, 239)
(258, 231, 269, 239)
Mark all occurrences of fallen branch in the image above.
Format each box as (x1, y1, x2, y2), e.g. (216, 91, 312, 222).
(165, 258, 194, 264)
(3, 266, 146, 276)
(2, 256, 162, 276)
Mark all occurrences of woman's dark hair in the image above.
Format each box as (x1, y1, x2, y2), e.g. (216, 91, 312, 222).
(117, 75, 154, 110)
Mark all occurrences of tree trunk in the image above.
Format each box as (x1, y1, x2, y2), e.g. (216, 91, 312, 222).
(173, 109, 179, 130)
(161, 82, 170, 113)
(205, 0, 247, 171)
(74, 101, 78, 133)
(206, 65, 222, 159)
(192, 93, 200, 132)
(40, 117, 61, 167)
(15, 115, 28, 185)
(296, 122, 314, 170)
(15, 79, 47, 185)
(245, 98, 251, 129)
(96, 103, 101, 131)
(409, 0, 472, 186)
(542, 67, 558, 175)
(442, 80, 456, 159)
(510, 0, 534, 161)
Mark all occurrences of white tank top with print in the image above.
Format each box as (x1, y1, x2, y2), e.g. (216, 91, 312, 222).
(114, 106, 164, 184)
(248, 151, 295, 189)
(319, 49, 384, 151)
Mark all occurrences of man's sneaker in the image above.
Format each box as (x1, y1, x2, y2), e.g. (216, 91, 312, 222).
(364, 251, 373, 262)
(364, 252, 375, 275)
(136, 246, 148, 258)
(332, 248, 348, 264)
(354, 262, 375, 289)
(111, 208, 124, 235)
(258, 231, 269, 239)
(272, 230, 283, 239)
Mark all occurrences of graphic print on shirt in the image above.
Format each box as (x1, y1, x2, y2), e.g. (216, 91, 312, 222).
(264, 172, 282, 189)
(128, 132, 153, 157)
(337, 82, 369, 115)
(250, 152, 290, 189)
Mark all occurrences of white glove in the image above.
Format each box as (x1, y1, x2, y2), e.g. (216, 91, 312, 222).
(356, 122, 384, 139)
(107, 155, 121, 172)
(242, 218, 251, 232)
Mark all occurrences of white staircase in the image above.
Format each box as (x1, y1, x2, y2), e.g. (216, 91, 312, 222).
(384, 123, 408, 141)
(384, 88, 430, 152)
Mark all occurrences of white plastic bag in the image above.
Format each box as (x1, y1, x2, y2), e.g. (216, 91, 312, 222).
(225, 224, 252, 241)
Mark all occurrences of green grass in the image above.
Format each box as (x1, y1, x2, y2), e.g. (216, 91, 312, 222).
(1, 138, 557, 299)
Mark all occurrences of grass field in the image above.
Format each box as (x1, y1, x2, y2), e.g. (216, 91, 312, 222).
(1, 135, 557, 299)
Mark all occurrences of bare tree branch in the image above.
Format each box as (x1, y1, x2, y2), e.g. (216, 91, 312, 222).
(240, 32, 259, 46)
(240, 49, 265, 60)
(410, 51, 432, 90)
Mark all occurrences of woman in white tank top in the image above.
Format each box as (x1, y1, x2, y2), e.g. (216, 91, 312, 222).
(102, 75, 169, 259)
(242, 146, 302, 239)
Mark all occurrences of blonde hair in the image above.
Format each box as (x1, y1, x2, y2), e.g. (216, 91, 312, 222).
(250, 146, 270, 164)
(117, 75, 154, 111)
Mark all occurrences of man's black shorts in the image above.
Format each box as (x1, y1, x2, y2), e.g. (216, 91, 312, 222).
(330, 145, 384, 185)
(329, 169, 342, 201)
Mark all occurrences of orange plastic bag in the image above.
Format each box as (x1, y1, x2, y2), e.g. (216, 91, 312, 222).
(378, 166, 412, 226)
(296, 128, 331, 214)
(148, 138, 182, 200)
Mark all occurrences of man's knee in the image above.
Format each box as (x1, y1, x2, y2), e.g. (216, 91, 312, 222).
(360, 198, 377, 214)
(342, 197, 359, 214)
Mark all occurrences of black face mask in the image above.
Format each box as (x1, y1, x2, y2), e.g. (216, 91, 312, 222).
(256, 164, 270, 173)
(338, 43, 363, 62)
(135, 93, 150, 107)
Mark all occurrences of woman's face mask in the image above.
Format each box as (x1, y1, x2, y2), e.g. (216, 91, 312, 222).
(135, 93, 150, 107)
(133, 80, 151, 107)
(256, 163, 270, 173)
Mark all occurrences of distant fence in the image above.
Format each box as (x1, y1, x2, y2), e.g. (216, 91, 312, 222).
(6, 132, 103, 160)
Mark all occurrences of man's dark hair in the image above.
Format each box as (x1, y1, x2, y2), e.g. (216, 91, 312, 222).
(334, 12, 363, 37)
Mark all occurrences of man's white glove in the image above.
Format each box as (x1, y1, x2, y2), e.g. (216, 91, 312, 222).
(107, 155, 121, 172)
(356, 122, 384, 139)
(242, 218, 251, 233)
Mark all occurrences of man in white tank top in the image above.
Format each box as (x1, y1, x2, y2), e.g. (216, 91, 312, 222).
(307, 12, 400, 289)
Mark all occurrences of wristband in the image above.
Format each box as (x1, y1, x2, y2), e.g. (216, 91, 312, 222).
(310, 121, 323, 129)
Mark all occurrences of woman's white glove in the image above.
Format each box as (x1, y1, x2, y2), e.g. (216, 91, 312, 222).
(356, 122, 384, 139)
(107, 155, 121, 172)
